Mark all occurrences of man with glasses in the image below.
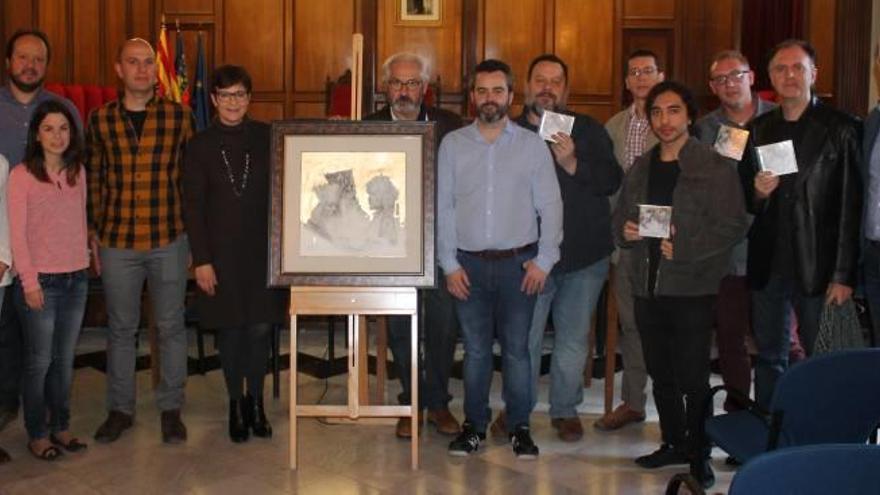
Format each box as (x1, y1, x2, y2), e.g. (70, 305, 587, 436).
(598, 49, 664, 432)
(696, 50, 775, 412)
(739, 39, 861, 409)
(364, 52, 463, 439)
(87, 38, 194, 444)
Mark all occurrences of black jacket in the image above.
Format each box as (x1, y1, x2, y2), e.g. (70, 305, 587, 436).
(516, 111, 622, 273)
(613, 138, 748, 297)
(364, 104, 463, 146)
(739, 98, 863, 295)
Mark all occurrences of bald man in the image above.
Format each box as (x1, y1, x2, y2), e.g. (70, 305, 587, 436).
(88, 39, 194, 445)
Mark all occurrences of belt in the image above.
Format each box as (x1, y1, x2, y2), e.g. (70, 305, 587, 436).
(459, 242, 537, 260)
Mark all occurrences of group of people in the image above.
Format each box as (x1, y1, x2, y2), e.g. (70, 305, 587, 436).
(0, 32, 283, 463)
(0, 26, 875, 491)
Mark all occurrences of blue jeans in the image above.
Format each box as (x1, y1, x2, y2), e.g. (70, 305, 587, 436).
(751, 273, 823, 409)
(387, 269, 459, 410)
(528, 258, 609, 418)
(15, 271, 88, 440)
(455, 247, 537, 433)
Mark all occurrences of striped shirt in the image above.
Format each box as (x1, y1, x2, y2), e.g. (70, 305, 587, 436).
(86, 97, 194, 249)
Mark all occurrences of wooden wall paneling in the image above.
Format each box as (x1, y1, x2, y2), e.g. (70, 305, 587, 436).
(104, 0, 129, 86)
(833, 0, 872, 116)
(805, 0, 835, 97)
(160, 0, 213, 15)
(3, 2, 37, 49)
(555, 0, 615, 95)
(131, 0, 156, 42)
(376, 0, 463, 96)
(248, 100, 285, 122)
(223, 0, 284, 92)
(482, 0, 546, 100)
(72, 0, 101, 84)
(624, 0, 676, 19)
(293, 0, 355, 117)
(460, 0, 479, 115)
(36, 0, 70, 82)
(358, 0, 378, 115)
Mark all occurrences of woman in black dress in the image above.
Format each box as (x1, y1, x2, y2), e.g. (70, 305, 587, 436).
(184, 65, 286, 443)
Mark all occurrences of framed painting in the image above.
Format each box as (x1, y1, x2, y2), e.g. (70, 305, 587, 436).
(269, 120, 436, 287)
(396, 0, 443, 26)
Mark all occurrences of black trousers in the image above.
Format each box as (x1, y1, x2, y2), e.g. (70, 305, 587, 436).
(634, 295, 715, 455)
(216, 323, 273, 400)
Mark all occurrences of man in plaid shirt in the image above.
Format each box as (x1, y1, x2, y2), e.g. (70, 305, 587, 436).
(87, 38, 194, 445)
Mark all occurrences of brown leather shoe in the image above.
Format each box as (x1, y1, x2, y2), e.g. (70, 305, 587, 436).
(551, 417, 584, 442)
(160, 409, 187, 444)
(426, 408, 460, 435)
(395, 417, 412, 438)
(489, 411, 507, 440)
(593, 404, 646, 431)
(0, 446, 10, 464)
(94, 410, 133, 444)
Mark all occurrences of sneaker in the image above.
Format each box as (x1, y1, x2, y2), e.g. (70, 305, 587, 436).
(160, 409, 187, 444)
(594, 403, 646, 431)
(94, 410, 134, 444)
(509, 424, 539, 460)
(635, 443, 689, 468)
(448, 422, 485, 456)
(489, 411, 507, 440)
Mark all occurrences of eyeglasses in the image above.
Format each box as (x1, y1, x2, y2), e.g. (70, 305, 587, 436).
(627, 66, 658, 78)
(215, 90, 249, 102)
(710, 70, 749, 86)
(387, 78, 422, 91)
(770, 63, 810, 77)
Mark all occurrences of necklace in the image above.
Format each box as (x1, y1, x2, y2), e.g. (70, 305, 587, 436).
(220, 141, 250, 197)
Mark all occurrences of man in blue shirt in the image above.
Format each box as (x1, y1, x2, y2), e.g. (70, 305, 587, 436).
(861, 41, 880, 349)
(438, 59, 563, 459)
(0, 30, 81, 456)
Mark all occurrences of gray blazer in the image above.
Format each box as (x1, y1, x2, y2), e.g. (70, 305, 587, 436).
(612, 138, 749, 298)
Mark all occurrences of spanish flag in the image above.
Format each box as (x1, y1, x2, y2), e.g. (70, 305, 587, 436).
(156, 23, 181, 103)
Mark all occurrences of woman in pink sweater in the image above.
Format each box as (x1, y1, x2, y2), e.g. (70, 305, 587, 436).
(8, 100, 89, 461)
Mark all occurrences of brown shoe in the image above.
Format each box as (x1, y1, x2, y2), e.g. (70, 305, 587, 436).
(593, 404, 646, 431)
(426, 408, 461, 435)
(489, 411, 507, 440)
(160, 409, 187, 444)
(94, 410, 133, 444)
(395, 415, 423, 438)
(551, 417, 584, 442)
(0, 446, 10, 464)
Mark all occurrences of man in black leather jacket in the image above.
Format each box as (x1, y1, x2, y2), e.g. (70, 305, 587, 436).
(738, 39, 862, 409)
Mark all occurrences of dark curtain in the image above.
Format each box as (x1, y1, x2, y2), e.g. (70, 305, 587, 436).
(740, 0, 805, 91)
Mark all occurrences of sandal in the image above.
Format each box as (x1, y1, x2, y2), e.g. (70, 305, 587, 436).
(49, 434, 88, 453)
(29, 443, 63, 461)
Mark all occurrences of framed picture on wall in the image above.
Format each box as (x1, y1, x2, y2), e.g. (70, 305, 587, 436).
(396, 0, 443, 26)
(269, 120, 437, 287)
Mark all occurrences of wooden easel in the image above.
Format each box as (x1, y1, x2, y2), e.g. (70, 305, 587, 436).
(288, 34, 419, 471)
(288, 287, 419, 470)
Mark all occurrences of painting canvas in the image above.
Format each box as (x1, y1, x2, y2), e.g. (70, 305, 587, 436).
(270, 121, 436, 287)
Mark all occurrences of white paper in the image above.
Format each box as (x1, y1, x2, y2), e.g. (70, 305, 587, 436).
(756, 140, 798, 176)
(538, 110, 575, 143)
(638, 204, 672, 239)
(714, 124, 749, 161)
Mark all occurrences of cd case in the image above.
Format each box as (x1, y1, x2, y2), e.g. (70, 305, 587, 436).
(714, 124, 749, 161)
(756, 140, 798, 175)
(638, 204, 672, 238)
(538, 110, 575, 143)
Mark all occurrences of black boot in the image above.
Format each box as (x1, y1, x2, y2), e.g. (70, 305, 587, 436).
(245, 394, 272, 438)
(228, 399, 249, 443)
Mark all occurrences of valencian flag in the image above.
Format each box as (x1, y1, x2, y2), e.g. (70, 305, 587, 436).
(156, 22, 182, 102)
(174, 25, 190, 106)
(192, 31, 210, 131)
